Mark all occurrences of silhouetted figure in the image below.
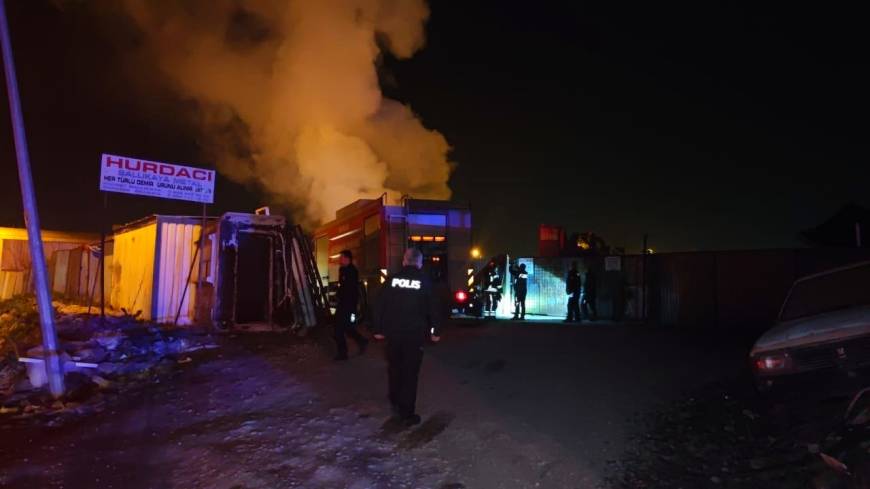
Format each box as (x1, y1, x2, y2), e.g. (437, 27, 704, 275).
(511, 263, 529, 320)
(582, 269, 598, 321)
(372, 248, 441, 427)
(483, 266, 502, 317)
(565, 262, 582, 323)
(333, 250, 368, 361)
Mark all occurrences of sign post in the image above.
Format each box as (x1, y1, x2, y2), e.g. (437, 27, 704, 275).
(100, 192, 107, 327)
(1, 0, 65, 397)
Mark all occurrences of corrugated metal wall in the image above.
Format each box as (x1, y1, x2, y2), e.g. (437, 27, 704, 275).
(0, 269, 27, 300)
(154, 220, 201, 325)
(522, 258, 574, 317)
(110, 223, 157, 318)
(0, 221, 209, 325)
(520, 256, 624, 318)
(0, 238, 103, 301)
(638, 249, 870, 330)
(78, 247, 104, 303)
(519, 248, 870, 331)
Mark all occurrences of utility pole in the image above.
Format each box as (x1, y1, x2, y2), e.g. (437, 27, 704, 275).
(0, 0, 65, 397)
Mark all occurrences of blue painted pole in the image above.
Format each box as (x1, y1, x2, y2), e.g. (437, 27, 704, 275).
(0, 0, 65, 397)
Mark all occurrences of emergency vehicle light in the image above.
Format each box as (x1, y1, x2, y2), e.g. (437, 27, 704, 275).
(455, 290, 468, 303)
(410, 235, 445, 242)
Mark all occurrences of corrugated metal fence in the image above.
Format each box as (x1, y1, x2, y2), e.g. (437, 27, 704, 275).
(1, 240, 105, 302)
(521, 248, 870, 331)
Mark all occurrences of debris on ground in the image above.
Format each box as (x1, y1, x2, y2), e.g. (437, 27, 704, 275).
(0, 296, 220, 427)
(605, 379, 855, 489)
(0, 337, 457, 489)
(0, 295, 42, 359)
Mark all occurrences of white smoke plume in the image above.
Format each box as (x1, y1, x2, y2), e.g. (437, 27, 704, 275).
(116, 0, 452, 223)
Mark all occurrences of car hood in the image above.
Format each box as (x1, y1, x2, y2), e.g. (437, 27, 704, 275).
(751, 304, 870, 355)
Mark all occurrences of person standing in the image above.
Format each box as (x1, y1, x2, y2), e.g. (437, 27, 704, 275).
(511, 263, 529, 320)
(483, 266, 502, 318)
(373, 248, 441, 426)
(334, 250, 368, 361)
(565, 262, 582, 323)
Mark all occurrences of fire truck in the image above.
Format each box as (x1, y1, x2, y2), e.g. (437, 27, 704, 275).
(313, 197, 472, 320)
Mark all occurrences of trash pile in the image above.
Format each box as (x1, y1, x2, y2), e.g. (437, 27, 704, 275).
(0, 300, 219, 426)
(0, 295, 42, 358)
(606, 381, 841, 489)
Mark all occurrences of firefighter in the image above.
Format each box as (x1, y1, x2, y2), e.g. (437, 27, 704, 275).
(582, 268, 598, 321)
(565, 262, 582, 323)
(333, 250, 369, 361)
(373, 248, 441, 426)
(511, 263, 529, 320)
(483, 265, 502, 317)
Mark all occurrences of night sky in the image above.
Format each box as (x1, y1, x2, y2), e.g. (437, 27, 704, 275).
(1, 1, 867, 256)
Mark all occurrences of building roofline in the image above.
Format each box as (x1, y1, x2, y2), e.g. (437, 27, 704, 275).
(0, 227, 99, 243)
(112, 214, 220, 234)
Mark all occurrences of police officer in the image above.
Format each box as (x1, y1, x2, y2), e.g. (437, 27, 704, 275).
(334, 250, 369, 361)
(565, 262, 582, 323)
(511, 263, 529, 320)
(373, 248, 440, 426)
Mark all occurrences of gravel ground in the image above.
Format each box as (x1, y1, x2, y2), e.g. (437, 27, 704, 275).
(0, 320, 748, 488)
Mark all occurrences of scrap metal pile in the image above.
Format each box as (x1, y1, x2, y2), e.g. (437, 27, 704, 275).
(0, 298, 218, 426)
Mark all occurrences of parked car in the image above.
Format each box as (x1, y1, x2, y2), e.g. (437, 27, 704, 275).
(751, 261, 870, 393)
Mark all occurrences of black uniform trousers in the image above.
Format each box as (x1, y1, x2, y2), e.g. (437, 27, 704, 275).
(334, 307, 366, 358)
(514, 290, 527, 318)
(386, 336, 424, 418)
(566, 292, 581, 322)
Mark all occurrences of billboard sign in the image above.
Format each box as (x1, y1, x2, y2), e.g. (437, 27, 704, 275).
(99, 153, 215, 204)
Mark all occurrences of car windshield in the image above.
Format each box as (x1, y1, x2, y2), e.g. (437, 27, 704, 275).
(780, 264, 870, 321)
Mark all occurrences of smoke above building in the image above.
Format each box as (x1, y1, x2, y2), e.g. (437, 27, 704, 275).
(114, 0, 452, 223)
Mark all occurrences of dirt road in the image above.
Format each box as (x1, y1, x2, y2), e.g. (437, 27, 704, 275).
(0, 320, 746, 488)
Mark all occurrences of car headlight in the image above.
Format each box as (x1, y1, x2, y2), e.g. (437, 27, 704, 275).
(754, 352, 793, 373)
